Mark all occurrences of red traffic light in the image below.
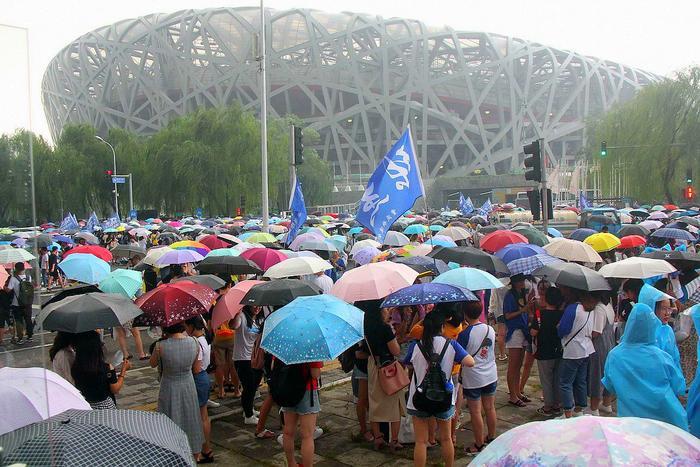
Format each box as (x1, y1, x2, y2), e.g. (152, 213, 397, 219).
(105, 170, 113, 176)
(685, 186, 695, 200)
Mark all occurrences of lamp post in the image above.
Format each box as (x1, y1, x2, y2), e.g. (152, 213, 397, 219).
(95, 135, 119, 219)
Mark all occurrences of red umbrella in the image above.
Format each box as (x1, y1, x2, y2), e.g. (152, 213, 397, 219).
(480, 230, 528, 253)
(618, 235, 647, 249)
(211, 279, 264, 329)
(135, 281, 218, 326)
(664, 204, 679, 211)
(278, 220, 291, 228)
(322, 213, 339, 218)
(240, 248, 287, 271)
(199, 234, 231, 250)
(62, 245, 113, 262)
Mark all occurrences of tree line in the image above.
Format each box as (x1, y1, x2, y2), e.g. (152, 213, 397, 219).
(0, 104, 333, 225)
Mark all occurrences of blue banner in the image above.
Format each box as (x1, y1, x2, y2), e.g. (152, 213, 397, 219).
(579, 191, 591, 209)
(459, 193, 474, 215)
(85, 211, 99, 232)
(128, 209, 138, 220)
(103, 212, 121, 229)
(357, 128, 425, 242)
(287, 179, 307, 245)
(59, 212, 80, 231)
(478, 199, 493, 217)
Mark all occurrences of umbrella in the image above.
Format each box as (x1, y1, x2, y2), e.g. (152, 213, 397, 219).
(641, 249, 700, 270)
(0, 409, 195, 466)
(110, 244, 147, 260)
(330, 262, 419, 302)
(261, 294, 364, 364)
(217, 233, 241, 245)
(507, 254, 564, 276)
(245, 232, 277, 244)
(211, 279, 264, 329)
(392, 256, 450, 276)
(424, 236, 458, 248)
(352, 246, 382, 266)
(73, 231, 99, 245)
(52, 235, 74, 244)
(25, 234, 53, 249)
(649, 211, 669, 220)
(198, 234, 231, 250)
(170, 240, 211, 256)
(155, 249, 205, 266)
(0, 248, 35, 263)
(676, 216, 700, 228)
(651, 227, 696, 241)
(288, 232, 324, 250)
(240, 247, 287, 270)
(532, 262, 611, 291)
(436, 227, 470, 241)
(618, 235, 647, 249)
(264, 257, 333, 279)
(41, 283, 100, 308)
(349, 239, 382, 255)
(428, 246, 508, 274)
(640, 219, 664, 231)
(617, 224, 651, 237)
(584, 232, 622, 252)
(629, 209, 650, 218)
(242, 279, 321, 306)
(142, 246, 172, 266)
(135, 281, 218, 326)
(511, 227, 549, 247)
(599, 257, 676, 279)
(547, 227, 563, 238)
(471, 416, 700, 466)
(433, 267, 504, 290)
(58, 253, 110, 284)
(543, 239, 603, 263)
(206, 247, 241, 257)
(404, 224, 428, 235)
(98, 269, 143, 298)
(381, 283, 477, 308)
(194, 255, 262, 275)
(568, 228, 597, 242)
(383, 230, 410, 247)
(38, 292, 143, 332)
(63, 245, 113, 262)
(0, 367, 90, 436)
(172, 274, 225, 290)
(480, 230, 528, 253)
(297, 239, 338, 257)
(494, 243, 546, 264)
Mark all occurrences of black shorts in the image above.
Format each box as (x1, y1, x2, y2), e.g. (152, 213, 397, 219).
(50, 270, 60, 279)
(0, 307, 9, 328)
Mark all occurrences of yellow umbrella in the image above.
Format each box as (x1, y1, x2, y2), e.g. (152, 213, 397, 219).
(584, 233, 621, 252)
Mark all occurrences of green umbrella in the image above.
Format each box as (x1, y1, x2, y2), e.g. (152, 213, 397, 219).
(98, 269, 143, 298)
(511, 227, 550, 247)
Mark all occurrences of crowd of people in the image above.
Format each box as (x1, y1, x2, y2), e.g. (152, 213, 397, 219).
(2, 203, 700, 465)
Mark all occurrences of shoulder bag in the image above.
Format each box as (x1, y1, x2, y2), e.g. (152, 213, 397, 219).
(365, 338, 409, 396)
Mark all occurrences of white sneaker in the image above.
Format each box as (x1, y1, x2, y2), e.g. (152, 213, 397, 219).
(277, 434, 284, 446)
(572, 411, 584, 417)
(244, 415, 259, 425)
(599, 404, 613, 414)
(313, 427, 323, 439)
(589, 409, 600, 416)
(207, 400, 221, 408)
(253, 409, 260, 416)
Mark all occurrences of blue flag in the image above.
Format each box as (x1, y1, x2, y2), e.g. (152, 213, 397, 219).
(357, 128, 425, 242)
(59, 212, 80, 231)
(579, 191, 591, 209)
(85, 211, 99, 232)
(459, 193, 474, 215)
(478, 199, 493, 217)
(287, 179, 307, 246)
(103, 212, 120, 229)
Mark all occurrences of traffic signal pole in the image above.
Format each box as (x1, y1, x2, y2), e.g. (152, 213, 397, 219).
(540, 138, 548, 234)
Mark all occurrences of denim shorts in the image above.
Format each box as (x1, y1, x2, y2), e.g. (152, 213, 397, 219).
(407, 405, 455, 421)
(194, 370, 210, 407)
(352, 365, 368, 380)
(463, 381, 497, 400)
(281, 389, 320, 415)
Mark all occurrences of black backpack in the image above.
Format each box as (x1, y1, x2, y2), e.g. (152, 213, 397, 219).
(269, 360, 310, 408)
(337, 347, 356, 373)
(16, 275, 34, 306)
(412, 339, 452, 414)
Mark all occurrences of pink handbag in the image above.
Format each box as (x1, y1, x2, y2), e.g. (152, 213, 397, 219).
(366, 339, 409, 395)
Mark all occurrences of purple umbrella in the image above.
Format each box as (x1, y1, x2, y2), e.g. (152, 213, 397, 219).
(352, 246, 381, 265)
(494, 243, 546, 264)
(52, 235, 74, 244)
(381, 282, 477, 308)
(155, 249, 204, 266)
(289, 232, 325, 250)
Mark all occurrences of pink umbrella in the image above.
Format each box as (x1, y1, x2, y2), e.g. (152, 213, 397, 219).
(410, 244, 433, 256)
(0, 267, 8, 285)
(640, 220, 664, 231)
(211, 279, 264, 329)
(240, 248, 287, 271)
(330, 262, 419, 302)
(167, 221, 184, 228)
(289, 232, 325, 251)
(649, 211, 669, 220)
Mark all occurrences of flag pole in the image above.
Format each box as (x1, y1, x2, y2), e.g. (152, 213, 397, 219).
(259, 0, 270, 232)
(408, 124, 428, 213)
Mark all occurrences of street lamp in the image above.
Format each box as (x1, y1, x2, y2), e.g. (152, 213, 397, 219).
(95, 135, 119, 218)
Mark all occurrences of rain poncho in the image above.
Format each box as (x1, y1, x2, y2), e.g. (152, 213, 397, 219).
(686, 305, 700, 437)
(637, 284, 684, 384)
(603, 303, 688, 431)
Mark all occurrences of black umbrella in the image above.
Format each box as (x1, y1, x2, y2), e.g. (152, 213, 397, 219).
(355, 233, 375, 241)
(110, 244, 147, 259)
(641, 249, 700, 270)
(617, 224, 651, 238)
(173, 274, 226, 290)
(195, 256, 262, 275)
(677, 216, 700, 228)
(42, 283, 100, 308)
(531, 262, 611, 291)
(477, 224, 507, 235)
(428, 246, 509, 274)
(38, 292, 143, 333)
(392, 256, 449, 276)
(132, 261, 153, 272)
(242, 279, 321, 306)
(0, 409, 195, 466)
(26, 234, 53, 249)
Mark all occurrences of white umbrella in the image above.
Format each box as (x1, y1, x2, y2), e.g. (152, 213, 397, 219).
(598, 257, 676, 279)
(382, 231, 410, 247)
(349, 239, 382, 255)
(0, 248, 35, 264)
(640, 220, 664, 231)
(217, 233, 241, 244)
(74, 231, 99, 245)
(264, 257, 333, 279)
(436, 226, 470, 241)
(0, 367, 90, 435)
(543, 238, 603, 263)
(142, 246, 173, 266)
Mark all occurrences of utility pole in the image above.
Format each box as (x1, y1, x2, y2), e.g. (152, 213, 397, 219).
(96, 135, 119, 219)
(540, 138, 548, 234)
(258, 0, 270, 232)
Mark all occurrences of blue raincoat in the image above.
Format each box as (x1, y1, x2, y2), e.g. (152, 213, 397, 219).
(686, 305, 700, 437)
(637, 284, 684, 385)
(602, 303, 688, 431)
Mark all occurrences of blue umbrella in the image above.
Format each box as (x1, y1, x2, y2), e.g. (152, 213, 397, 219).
(569, 228, 597, 242)
(547, 227, 563, 238)
(507, 254, 563, 276)
(429, 224, 443, 232)
(651, 227, 696, 241)
(58, 253, 111, 285)
(53, 235, 73, 243)
(239, 232, 254, 241)
(326, 235, 347, 251)
(261, 294, 364, 364)
(348, 227, 364, 235)
(434, 267, 504, 290)
(98, 269, 143, 298)
(425, 237, 458, 248)
(403, 224, 428, 235)
(494, 243, 545, 264)
(381, 283, 477, 308)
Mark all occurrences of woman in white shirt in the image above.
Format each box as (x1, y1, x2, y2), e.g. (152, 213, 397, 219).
(588, 292, 616, 415)
(403, 310, 474, 467)
(186, 316, 214, 463)
(231, 305, 265, 425)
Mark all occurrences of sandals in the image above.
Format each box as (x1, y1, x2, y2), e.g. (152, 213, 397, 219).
(139, 354, 150, 361)
(519, 394, 532, 403)
(485, 435, 495, 444)
(197, 451, 214, 464)
(389, 440, 404, 452)
(255, 429, 276, 439)
(497, 354, 508, 361)
(465, 443, 484, 456)
(508, 399, 526, 408)
(373, 434, 387, 451)
(537, 407, 557, 416)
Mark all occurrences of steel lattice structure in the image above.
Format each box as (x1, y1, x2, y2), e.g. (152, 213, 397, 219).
(42, 7, 659, 181)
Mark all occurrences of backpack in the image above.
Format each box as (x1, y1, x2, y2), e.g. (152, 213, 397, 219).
(412, 339, 452, 414)
(337, 347, 356, 373)
(16, 276, 34, 306)
(269, 360, 310, 408)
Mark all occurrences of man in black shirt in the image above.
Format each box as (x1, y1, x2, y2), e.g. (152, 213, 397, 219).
(530, 286, 565, 415)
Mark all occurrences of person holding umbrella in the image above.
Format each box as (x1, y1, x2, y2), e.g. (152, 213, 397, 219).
(502, 274, 532, 407)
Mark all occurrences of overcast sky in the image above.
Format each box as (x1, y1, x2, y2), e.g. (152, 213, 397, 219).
(1, 0, 698, 142)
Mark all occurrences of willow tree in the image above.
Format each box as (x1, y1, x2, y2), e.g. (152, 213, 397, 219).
(587, 67, 700, 203)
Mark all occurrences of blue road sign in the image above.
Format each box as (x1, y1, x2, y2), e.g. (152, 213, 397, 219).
(195, 207, 203, 218)
(111, 176, 126, 184)
(129, 209, 137, 219)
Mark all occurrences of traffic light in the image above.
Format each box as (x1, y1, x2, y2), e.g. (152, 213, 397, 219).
(239, 194, 246, 215)
(685, 185, 695, 201)
(235, 207, 242, 216)
(600, 141, 607, 158)
(105, 169, 113, 176)
(526, 189, 541, 221)
(523, 140, 542, 182)
(293, 126, 304, 165)
(687, 168, 693, 184)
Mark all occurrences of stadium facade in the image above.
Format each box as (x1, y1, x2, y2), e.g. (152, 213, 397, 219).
(42, 7, 658, 183)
